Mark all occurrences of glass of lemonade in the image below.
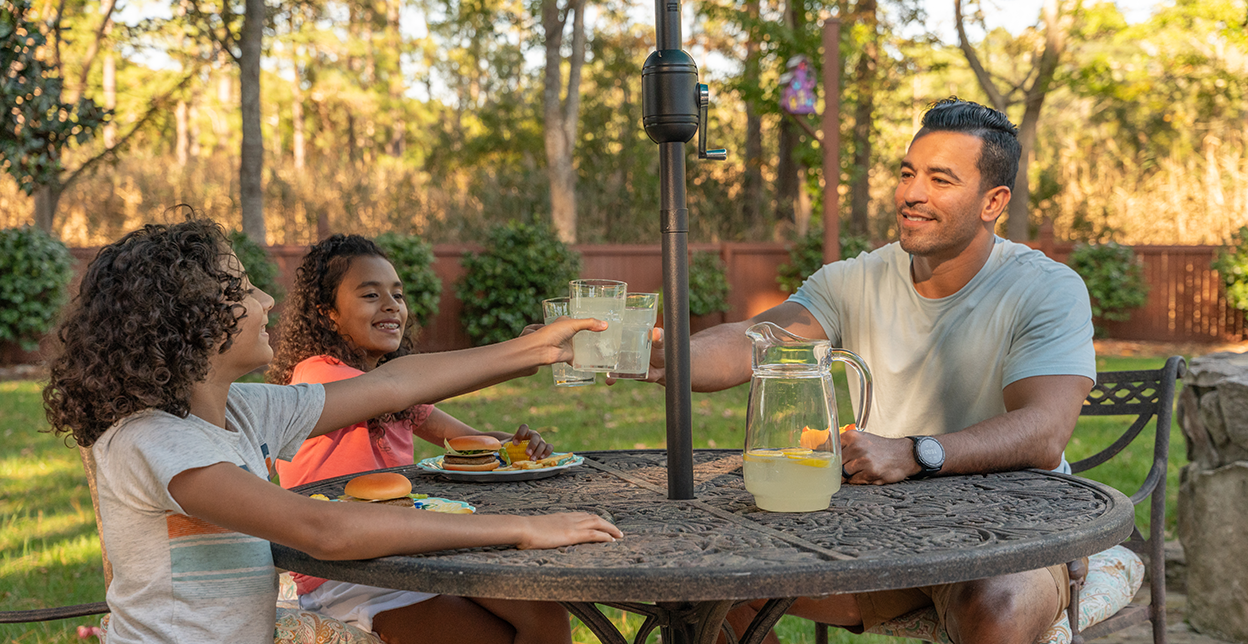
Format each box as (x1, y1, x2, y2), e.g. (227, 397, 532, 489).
(541, 297, 596, 387)
(607, 292, 659, 380)
(569, 279, 627, 372)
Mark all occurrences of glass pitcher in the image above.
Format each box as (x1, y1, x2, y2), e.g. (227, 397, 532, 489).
(742, 322, 873, 512)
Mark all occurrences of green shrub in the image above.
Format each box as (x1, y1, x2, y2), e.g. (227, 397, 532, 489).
(228, 230, 283, 302)
(776, 228, 871, 293)
(1212, 225, 1248, 312)
(456, 221, 581, 346)
(689, 251, 731, 317)
(375, 232, 442, 327)
(0, 226, 74, 350)
(1067, 242, 1149, 335)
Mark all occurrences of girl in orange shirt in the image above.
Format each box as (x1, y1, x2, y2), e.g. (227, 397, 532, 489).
(269, 234, 569, 644)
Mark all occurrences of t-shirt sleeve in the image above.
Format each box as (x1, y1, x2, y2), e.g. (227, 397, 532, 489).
(100, 419, 243, 515)
(787, 262, 845, 345)
(230, 382, 326, 461)
(1003, 266, 1097, 386)
(291, 355, 365, 386)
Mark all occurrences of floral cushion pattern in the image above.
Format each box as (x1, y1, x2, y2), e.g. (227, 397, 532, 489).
(274, 607, 383, 644)
(864, 545, 1145, 644)
(102, 603, 380, 644)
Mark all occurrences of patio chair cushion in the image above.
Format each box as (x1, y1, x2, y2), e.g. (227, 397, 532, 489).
(863, 544, 1144, 644)
(274, 607, 382, 644)
(98, 604, 382, 644)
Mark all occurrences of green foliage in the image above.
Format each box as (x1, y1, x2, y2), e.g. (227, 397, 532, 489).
(688, 251, 731, 317)
(0, 226, 73, 350)
(374, 232, 443, 327)
(0, 1, 110, 195)
(456, 221, 581, 346)
(227, 230, 283, 302)
(777, 229, 872, 294)
(1212, 225, 1248, 312)
(1067, 243, 1149, 333)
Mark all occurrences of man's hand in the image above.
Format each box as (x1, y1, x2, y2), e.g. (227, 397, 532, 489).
(605, 327, 666, 385)
(840, 430, 920, 485)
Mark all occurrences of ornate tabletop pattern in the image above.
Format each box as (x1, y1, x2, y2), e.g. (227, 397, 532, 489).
(273, 450, 1133, 603)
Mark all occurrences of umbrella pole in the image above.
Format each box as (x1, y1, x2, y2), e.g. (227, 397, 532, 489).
(644, 0, 696, 499)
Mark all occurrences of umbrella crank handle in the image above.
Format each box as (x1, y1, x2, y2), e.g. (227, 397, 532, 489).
(697, 83, 728, 161)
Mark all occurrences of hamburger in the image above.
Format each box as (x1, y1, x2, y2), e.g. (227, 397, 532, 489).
(442, 435, 506, 472)
(340, 472, 415, 507)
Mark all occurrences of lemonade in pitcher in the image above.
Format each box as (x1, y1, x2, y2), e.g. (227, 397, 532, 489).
(743, 448, 840, 512)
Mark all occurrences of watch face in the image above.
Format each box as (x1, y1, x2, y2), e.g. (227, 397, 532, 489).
(917, 438, 944, 467)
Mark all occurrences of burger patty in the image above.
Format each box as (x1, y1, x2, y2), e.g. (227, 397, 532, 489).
(444, 454, 498, 466)
(343, 496, 415, 507)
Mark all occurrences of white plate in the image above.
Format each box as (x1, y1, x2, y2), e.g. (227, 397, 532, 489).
(415, 454, 585, 482)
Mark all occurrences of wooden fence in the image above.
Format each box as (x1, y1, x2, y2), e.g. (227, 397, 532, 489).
(3, 240, 1238, 365)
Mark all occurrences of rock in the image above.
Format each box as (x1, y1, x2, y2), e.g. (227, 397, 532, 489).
(1187, 352, 1248, 388)
(1177, 462, 1248, 643)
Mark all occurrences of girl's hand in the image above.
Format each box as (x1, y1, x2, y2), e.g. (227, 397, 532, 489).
(515, 512, 622, 550)
(536, 316, 606, 365)
(510, 424, 553, 459)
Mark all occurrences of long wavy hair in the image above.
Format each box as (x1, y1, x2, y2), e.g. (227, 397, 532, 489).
(43, 219, 247, 447)
(266, 235, 418, 433)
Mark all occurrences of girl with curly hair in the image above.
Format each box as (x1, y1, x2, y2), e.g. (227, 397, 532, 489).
(43, 219, 620, 644)
(268, 234, 568, 643)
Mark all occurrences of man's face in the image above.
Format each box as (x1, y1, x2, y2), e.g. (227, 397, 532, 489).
(894, 131, 995, 258)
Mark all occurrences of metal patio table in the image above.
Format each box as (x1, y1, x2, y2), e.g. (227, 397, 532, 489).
(272, 449, 1135, 644)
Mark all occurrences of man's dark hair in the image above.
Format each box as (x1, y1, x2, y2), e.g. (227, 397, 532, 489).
(917, 98, 1020, 192)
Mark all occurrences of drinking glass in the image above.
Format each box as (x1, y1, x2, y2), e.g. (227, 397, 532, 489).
(542, 297, 596, 387)
(607, 292, 659, 379)
(569, 279, 627, 372)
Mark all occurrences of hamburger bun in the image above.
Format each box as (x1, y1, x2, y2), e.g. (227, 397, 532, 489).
(344, 472, 412, 501)
(447, 435, 503, 452)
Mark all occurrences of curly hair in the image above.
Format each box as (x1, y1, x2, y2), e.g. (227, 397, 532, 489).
(266, 234, 418, 433)
(43, 219, 247, 447)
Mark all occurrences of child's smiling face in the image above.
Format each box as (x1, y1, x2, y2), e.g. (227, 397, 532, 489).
(215, 253, 276, 376)
(328, 255, 407, 369)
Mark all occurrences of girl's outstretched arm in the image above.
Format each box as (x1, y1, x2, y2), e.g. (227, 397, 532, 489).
(312, 317, 604, 438)
(168, 462, 621, 560)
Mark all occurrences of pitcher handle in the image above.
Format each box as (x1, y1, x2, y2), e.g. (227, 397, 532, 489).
(829, 349, 872, 433)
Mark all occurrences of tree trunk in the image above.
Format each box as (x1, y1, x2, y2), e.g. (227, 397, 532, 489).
(292, 70, 305, 172)
(103, 52, 116, 148)
(543, 0, 587, 244)
(176, 100, 189, 166)
(849, 0, 877, 238)
(742, 0, 764, 229)
(239, 0, 266, 243)
(955, 0, 1074, 242)
(776, 117, 799, 232)
(387, 0, 405, 157)
(33, 185, 62, 233)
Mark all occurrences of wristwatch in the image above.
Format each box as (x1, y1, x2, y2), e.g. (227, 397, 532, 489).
(907, 436, 945, 479)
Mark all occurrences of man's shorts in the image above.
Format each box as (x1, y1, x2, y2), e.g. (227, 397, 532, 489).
(854, 561, 1077, 633)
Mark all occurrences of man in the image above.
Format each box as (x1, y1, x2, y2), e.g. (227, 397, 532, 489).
(648, 98, 1096, 643)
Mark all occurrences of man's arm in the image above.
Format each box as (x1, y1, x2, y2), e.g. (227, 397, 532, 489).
(840, 374, 1093, 484)
(648, 301, 828, 392)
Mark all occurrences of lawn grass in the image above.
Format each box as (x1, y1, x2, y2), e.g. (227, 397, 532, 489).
(0, 352, 1187, 644)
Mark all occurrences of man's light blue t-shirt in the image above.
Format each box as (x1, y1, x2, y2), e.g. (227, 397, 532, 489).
(789, 237, 1096, 473)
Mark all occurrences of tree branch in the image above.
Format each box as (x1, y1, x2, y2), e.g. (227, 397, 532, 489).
(61, 71, 196, 190)
(187, 0, 241, 63)
(562, 0, 587, 138)
(73, 0, 119, 99)
(953, 0, 1008, 112)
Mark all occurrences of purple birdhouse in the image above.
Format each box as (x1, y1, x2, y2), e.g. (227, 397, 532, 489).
(780, 55, 818, 115)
